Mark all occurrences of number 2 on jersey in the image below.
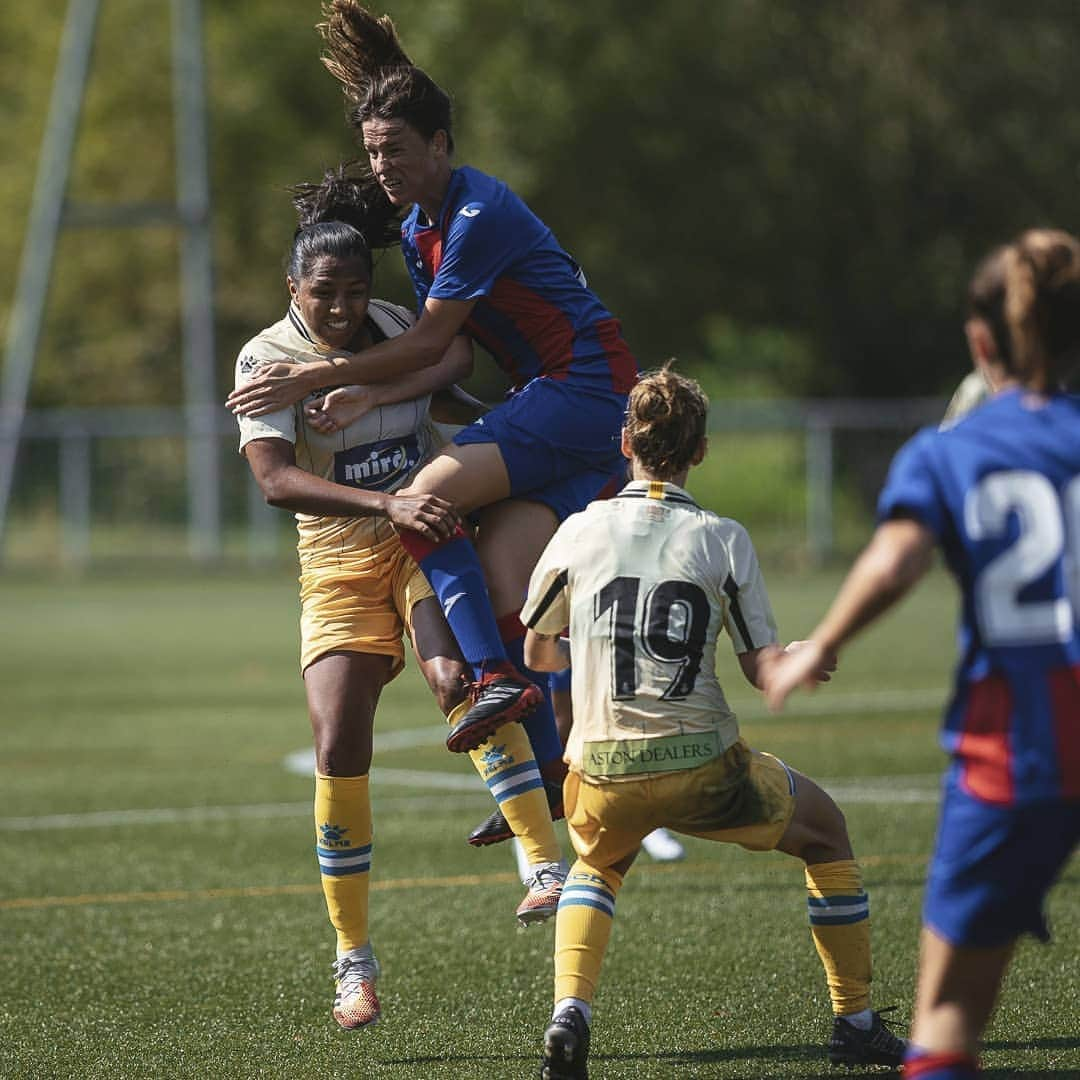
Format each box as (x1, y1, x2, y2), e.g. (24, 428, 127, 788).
(594, 576, 710, 700)
(965, 471, 1080, 646)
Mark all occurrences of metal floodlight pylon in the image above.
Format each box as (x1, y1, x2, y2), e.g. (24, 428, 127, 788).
(0, 0, 221, 563)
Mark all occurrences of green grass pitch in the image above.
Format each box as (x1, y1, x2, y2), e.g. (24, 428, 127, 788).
(0, 570, 1076, 1078)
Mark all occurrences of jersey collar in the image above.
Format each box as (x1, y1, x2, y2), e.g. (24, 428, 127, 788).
(617, 479, 699, 508)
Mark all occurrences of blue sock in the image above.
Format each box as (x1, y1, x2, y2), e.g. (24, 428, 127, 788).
(503, 632, 562, 766)
(399, 530, 506, 672)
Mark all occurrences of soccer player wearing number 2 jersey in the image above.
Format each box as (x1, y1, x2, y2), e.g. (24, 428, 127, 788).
(764, 229, 1080, 1080)
(524, 367, 906, 1079)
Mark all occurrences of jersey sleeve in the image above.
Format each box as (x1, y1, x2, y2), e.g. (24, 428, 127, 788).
(521, 517, 579, 635)
(426, 199, 524, 302)
(876, 429, 947, 538)
(233, 342, 296, 452)
(716, 519, 779, 654)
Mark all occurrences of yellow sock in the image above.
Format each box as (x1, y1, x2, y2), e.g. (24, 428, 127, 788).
(314, 773, 372, 954)
(454, 700, 561, 867)
(553, 861, 623, 1004)
(805, 859, 872, 1015)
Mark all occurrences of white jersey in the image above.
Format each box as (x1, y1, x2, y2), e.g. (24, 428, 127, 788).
(234, 299, 439, 572)
(521, 480, 778, 780)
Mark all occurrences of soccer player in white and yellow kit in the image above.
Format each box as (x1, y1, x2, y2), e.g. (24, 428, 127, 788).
(522, 366, 906, 1078)
(234, 166, 566, 1032)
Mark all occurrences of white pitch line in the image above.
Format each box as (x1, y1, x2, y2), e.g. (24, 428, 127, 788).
(822, 782, 939, 805)
(0, 790, 487, 833)
(1, 686, 947, 834)
(0, 773, 941, 833)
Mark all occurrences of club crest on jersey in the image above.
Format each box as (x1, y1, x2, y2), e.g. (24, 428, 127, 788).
(334, 434, 421, 491)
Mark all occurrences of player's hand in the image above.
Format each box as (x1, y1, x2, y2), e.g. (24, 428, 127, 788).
(304, 386, 376, 434)
(784, 639, 837, 683)
(761, 639, 835, 712)
(227, 362, 317, 417)
(385, 491, 460, 541)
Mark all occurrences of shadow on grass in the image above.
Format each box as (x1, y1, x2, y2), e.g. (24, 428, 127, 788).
(382, 1037, 1080, 1078)
(986, 1038, 1080, 1051)
(599, 1042, 822, 1065)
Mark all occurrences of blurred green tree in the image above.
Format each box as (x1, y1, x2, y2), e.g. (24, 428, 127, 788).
(3, 0, 1079, 405)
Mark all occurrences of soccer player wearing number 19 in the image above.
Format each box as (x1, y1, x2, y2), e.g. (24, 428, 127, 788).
(523, 366, 906, 1079)
(763, 229, 1080, 1080)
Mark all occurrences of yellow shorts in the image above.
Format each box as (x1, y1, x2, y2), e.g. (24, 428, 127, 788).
(565, 738, 797, 869)
(298, 537, 435, 675)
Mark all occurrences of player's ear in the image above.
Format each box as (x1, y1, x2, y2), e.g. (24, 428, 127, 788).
(965, 318, 1007, 391)
(287, 276, 300, 302)
(967, 317, 997, 369)
(620, 427, 633, 461)
(691, 436, 707, 467)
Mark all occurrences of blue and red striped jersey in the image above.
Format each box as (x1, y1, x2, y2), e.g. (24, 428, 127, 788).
(878, 388, 1080, 805)
(401, 166, 637, 393)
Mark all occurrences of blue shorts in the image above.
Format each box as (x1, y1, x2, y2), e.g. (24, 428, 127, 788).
(923, 777, 1080, 947)
(453, 378, 628, 521)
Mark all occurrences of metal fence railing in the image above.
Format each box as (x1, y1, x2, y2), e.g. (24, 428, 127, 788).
(1, 398, 947, 570)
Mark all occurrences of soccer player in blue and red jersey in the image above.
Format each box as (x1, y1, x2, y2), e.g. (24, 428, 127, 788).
(228, 3, 638, 909)
(763, 228, 1080, 1079)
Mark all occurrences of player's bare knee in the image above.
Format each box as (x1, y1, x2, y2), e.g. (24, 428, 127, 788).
(316, 742, 372, 777)
(312, 722, 371, 776)
(779, 776, 853, 863)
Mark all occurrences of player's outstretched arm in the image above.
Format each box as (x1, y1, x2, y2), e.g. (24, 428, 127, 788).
(762, 518, 934, 711)
(227, 298, 476, 417)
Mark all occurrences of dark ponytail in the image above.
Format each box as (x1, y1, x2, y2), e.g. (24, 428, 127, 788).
(1003, 229, 1080, 392)
(318, 1, 454, 152)
(286, 162, 402, 282)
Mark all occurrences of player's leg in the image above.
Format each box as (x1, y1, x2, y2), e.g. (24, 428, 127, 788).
(467, 500, 567, 849)
(409, 592, 564, 923)
(902, 785, 1080, 1077)
(400, 382, 628, 754)
(472, 462, 626, 852)
(395, 442, 543, 749)
(478, 499, 566, 782)
(773, 765, 905, 1067)
(541, 772, 645, 1080)
(901, 928, 1012, 1078)
(305, 649, 392, 1030)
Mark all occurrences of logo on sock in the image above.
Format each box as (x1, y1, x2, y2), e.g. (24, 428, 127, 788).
(319, 822, 351, 847)
(443, 591, 466, 617)
(480, 743, 512, 775)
